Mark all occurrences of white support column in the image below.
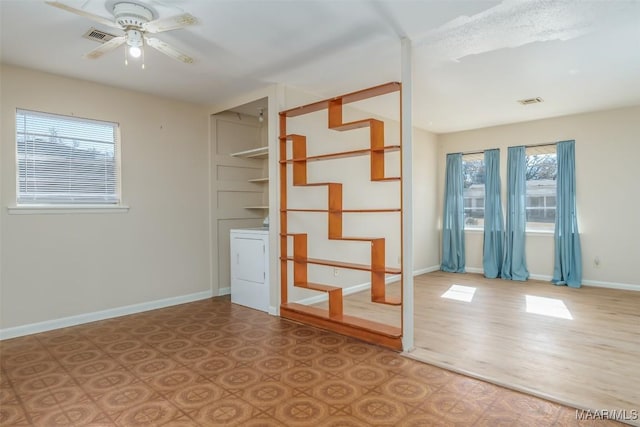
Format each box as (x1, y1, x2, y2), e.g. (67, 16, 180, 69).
(401, 37, 414, 352)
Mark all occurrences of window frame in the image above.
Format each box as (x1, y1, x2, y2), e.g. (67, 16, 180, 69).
(462, 153, 485, 230)
(525, 145, 557, 233)
(11, 109, 127, 214)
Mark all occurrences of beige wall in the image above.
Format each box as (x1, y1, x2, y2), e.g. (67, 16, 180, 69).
(438, 106, 640, 287)
(0, 65, 210, 330)
(413, 127, 439, 271)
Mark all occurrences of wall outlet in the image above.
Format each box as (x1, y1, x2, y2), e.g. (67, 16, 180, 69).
(333, 268, 339, 277)
(594, 256, 601, 267)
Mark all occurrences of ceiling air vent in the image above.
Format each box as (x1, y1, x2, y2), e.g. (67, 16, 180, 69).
(518, 97, 544, 105)
(82, 27, 117, 44)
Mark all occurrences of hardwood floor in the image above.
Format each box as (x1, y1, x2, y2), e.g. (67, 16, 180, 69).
(337, 271, 640, 425)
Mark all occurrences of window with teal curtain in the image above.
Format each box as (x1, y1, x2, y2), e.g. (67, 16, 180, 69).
(502, 146, 529, 281)
(441, 153, 465, 273)
(483, 149, 504, 278)
(552, 140, 582, 287)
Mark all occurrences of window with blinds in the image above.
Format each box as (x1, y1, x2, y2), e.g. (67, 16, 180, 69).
(16, 109, 120, 205)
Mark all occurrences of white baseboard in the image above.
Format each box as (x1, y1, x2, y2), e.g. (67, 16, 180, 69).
(530, 273, 553, 282)
(463, 267, 639, 291)
(0, 290, 214, 341)
(268, 306, 278, 316)
(218, 287, 231, 296)
(583, 279, 640, 292)
(295, 265, 440, 306)
(414, 265, 441, 276)
(295, 293, 331, 306)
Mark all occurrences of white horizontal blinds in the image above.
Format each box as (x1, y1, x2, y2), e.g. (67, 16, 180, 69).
(16, 109, 120, 204)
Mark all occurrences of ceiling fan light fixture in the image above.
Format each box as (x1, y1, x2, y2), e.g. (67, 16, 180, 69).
(129, 45, 142, 58)
(125, 28, 143, 59)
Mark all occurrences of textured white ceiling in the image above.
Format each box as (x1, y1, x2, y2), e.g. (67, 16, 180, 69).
(1, 0, 639, 132)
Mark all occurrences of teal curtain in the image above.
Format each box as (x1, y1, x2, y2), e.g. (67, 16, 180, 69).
(552, 140, 582, 288)
(441, 153, 465, 273)
(483, 149, 504, 278)
(502, 146, 529, 281)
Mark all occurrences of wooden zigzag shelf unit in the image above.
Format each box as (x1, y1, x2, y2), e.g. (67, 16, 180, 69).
(279, 82, 403, 350)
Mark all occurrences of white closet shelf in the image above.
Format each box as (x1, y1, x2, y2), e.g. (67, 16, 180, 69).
(230, 146, 269, 159)
(248, 177, 269, 183)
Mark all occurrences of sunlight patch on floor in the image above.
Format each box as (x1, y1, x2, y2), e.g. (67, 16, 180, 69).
(525, 295, 573, 320)
(441, 285, 477, 302)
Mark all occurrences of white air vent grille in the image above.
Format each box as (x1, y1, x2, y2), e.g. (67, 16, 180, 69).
(82, 27, 117, 44)
(518, 97, 544, 105)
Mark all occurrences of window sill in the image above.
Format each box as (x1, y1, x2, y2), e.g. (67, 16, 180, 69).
(526, 229, 554, 235)
(464, 228, 484, 233)
(7, 205, 130, 215)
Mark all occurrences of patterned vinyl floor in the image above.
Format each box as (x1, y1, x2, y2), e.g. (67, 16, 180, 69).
(0, 296, 622, 426)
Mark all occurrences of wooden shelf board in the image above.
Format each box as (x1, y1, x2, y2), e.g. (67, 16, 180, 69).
(279, 145, 400, 164)
(280, 303, 402, 351)
(244, 206, 269, 209)
(282, 208, 401, 213)
(372, 146, 401, 152)
(248, 177, 269, 183)
(296, 282, 342, 293)
(281, 82, 401, 118)
(282, 208, 328, 213)
(297, 182, 335, 187)
(372, 296, 402, 306)
(330, 236, 382, 242)
(279, 134, 305, 141)
(230, 146, 268, 158)
(343, 208, 401, 213)
(285, 148, 370, 162)
(372, 177, 401, 182)
(330, 119, 376, 131)
(282, 256, 401, 274)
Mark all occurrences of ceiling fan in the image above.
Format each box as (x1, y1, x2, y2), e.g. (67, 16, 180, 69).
(46, 0, 197, 65)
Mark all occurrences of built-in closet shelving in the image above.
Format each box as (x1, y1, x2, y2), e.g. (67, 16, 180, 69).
(230, 146, 269, 159)
(229, 142, 269, 210)
(211, 108, 268, 294)
(279, 82, 403, 350)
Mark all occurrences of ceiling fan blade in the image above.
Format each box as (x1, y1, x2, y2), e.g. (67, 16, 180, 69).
(145, 37, 194, 64)
(84, 36, 126, 59)
(143, 13, 197, 33)
(46, 1, 121, 30)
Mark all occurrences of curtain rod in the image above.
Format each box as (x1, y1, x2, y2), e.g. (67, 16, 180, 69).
(458, 141, 558, 156)
(459, 148, 498, 155)
(524, 141, 558, 148)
